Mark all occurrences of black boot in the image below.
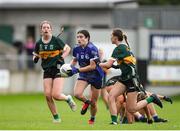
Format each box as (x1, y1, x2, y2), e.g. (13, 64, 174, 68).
(150, 94, 163, 108)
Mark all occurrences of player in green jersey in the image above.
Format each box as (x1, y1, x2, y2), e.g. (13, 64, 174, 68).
(33, 20, 76, 123)
(99, 28, 163, 124)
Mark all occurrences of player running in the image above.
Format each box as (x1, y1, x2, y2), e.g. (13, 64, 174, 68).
(33, 20, 76, 123)
(69, 29, 104, 124)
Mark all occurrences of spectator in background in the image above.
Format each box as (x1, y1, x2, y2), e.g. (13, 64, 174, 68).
(13, 40, 24, 70)
(25, 37, 35, 69)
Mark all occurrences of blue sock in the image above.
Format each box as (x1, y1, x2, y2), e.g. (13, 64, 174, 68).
(139, 116, 145, 120)
(153, 115, 159, 121)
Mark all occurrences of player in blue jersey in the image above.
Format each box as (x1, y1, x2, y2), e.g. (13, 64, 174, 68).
(69, 30, 104, 124)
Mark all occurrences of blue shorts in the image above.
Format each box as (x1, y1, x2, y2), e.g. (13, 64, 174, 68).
(78, 73, 102, 89)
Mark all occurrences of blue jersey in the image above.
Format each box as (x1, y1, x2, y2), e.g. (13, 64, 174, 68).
(73, 42, 104, 79)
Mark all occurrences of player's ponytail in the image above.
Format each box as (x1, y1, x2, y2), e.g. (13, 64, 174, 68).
(123, 34, 130, 50)
(112, 28, 131, 49)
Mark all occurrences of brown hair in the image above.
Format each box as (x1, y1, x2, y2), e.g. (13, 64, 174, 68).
(40, 20, 52, 30)
(112, 28, 130, 49)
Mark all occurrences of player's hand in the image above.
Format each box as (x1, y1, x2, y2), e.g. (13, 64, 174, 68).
(92, 57, 101, 65)
(57, 58, 65, 65)
(70, 65, 79, 75)
(32, 52, 40, 63)
(32, 52, 40, 58)
(33, 55, 39, 63)
(163, 96, 173, 104)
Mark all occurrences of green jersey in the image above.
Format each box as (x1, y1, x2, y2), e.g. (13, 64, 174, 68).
(34, 36, 65, 70)
(111, 44, 136, 80)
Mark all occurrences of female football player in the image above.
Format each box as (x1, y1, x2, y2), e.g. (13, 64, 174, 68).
(104, 76, 171, 123)
(99, 28, 163, 124)
(69, 29, 104, 124)
(33, 20, 76, 123)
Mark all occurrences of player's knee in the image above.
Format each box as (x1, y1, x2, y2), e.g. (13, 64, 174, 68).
(108, 94, 115, 102)
(91, 101, 96, 108)
(52, 93, 61, 100)
(91, 99, 97, 108)
(127, 106, 136, 113)
(45, 95, 52, 102)
(74, 92, 81, 99)
(52, 95, 58, 100)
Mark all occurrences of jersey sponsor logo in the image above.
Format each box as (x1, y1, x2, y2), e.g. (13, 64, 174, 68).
(44, 45, 48, 50)
(50, 45, 54, 50)
(40, 44, 43, 51)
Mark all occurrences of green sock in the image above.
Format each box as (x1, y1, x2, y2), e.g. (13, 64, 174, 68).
(67, 98, 70, 103)
(53, 114, 59, 120)
(146, 96, 154, 104)
(111, 115, 117, 123)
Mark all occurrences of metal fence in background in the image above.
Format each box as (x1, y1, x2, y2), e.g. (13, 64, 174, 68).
(0, 54, 41, 71)
(113, 6, 180, 30)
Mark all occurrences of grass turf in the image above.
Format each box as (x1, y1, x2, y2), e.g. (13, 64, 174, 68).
(0, 93, 180, 130)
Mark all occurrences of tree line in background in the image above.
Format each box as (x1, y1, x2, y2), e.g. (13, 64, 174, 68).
(138, 0, 180, 5)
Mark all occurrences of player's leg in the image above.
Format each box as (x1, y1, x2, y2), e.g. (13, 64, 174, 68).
(101, 87, 109, 109)
(116, 95, 126, 123)
(143, 106, 153, 124)
(88, 86, 100, 124)
(100, 85, 114, 109)
(147, 103, 168, 122)
(74, 80, 90, 114)
(43, 78, 60, 122)
(74, 80, 88, 102)
(126, 92, 163, 114)
(134, 111, 147, 122)
(136, 92, 153, 124)
(126, 110, 134, 124)
(146, 91, 172, 104)
(52, 77, 77, 111)
(108, 82, 126, 124)
(52, 78, 66, 100)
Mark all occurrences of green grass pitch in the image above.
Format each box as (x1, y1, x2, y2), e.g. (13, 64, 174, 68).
(0, 93, 180, 130)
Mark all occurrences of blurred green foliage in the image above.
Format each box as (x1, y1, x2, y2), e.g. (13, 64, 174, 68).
(138, 0, 180, 5)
